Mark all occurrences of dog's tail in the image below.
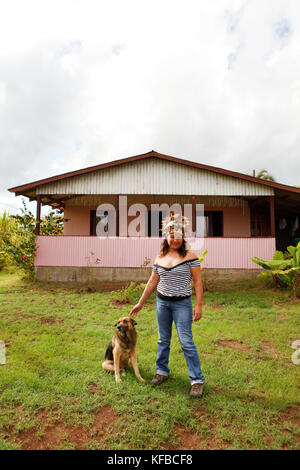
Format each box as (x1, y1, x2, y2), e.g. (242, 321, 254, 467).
(104, 341, 113, 361)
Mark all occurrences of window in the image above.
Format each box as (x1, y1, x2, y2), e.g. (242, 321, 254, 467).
(146, 210, 167, 237)
(90, 210, 110, 236)
(250, 211, 271, 237)
(197, 210, 223, 237)
(145, 209, 223, 237)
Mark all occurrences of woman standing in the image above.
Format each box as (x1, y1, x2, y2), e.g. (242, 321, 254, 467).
(129, 214, 205, 398)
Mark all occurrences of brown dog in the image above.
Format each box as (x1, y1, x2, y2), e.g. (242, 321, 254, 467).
(102, 316, 145, 384)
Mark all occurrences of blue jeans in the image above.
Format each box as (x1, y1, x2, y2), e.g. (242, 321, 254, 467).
(155, 295, 205, 385)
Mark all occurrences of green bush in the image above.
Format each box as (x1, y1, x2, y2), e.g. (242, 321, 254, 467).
(40, 210, 64, 235)
(0, 209, 17, 271)
(1, 201, 37, 280)
(0, 199, 65, 280)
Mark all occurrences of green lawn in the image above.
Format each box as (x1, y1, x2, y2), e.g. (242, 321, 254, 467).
(0, 266, 299, 450)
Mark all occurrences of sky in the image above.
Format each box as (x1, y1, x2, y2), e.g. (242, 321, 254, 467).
(0, 0, 299, 216)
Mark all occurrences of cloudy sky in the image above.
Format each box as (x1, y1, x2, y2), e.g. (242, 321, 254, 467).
(0, 0, 299, 215)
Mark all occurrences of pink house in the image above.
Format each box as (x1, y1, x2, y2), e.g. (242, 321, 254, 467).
(8, 150, 300, 283)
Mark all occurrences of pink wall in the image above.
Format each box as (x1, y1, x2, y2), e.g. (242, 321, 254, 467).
(63, 206, 91, 236)
(63, 205, 251, 237)
(222, 207, 251, 237)
(35, 236, 276, 269)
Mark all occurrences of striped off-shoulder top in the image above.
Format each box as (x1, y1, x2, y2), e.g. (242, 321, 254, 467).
(152, 258, 201, 301)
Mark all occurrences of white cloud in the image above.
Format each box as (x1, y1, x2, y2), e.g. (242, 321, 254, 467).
(1, 0, 300, 214)
(0, 80, 6, 105)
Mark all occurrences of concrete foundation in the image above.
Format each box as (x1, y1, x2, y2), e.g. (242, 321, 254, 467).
(35, 266, 263, 283)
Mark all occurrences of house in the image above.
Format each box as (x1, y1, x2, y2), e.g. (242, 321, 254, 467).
(8, 150, 300, 283)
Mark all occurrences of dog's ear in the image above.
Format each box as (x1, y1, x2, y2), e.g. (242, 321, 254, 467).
(130, 318, 137, 326)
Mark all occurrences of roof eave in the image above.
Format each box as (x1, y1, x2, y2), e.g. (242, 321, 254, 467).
(7, 150, 300, 196)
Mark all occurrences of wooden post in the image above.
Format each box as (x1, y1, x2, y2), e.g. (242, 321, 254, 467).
(114, 194, 119, 237)
(270, 195, 275, 237)
(255, 214, 259, 236)
(192, 196, 196, 233)
(209, 212, 213, 237)
(36, 195, 41, 235)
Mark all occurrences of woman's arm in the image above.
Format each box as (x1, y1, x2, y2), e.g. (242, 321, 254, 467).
(129, 272, 160, 316)
(190, 263, 203, 321)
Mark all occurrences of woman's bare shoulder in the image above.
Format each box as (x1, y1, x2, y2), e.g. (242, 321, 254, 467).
(186, 250, 198, 260)
(154, 254, 163, 264)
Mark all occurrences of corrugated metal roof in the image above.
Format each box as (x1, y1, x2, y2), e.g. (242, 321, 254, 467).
(8, 150, 299, 196)
(35, 157, 273, 196)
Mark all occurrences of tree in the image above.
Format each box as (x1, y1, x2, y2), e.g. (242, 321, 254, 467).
(252, 169, 276, 182)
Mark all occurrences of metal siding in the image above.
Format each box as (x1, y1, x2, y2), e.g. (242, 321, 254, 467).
(35, 158, 274, 196)
(34, 236, 276, 269)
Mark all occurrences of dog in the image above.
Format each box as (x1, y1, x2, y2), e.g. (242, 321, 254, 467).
(102, 316, 145, 384)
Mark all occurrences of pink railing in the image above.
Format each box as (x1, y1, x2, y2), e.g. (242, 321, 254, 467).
(34, 236, 276, 269)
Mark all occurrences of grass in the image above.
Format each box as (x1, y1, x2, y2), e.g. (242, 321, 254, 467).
(0, 265, 299, 450)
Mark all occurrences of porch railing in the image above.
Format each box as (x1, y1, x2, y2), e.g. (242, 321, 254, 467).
(34, 236, 276, 269)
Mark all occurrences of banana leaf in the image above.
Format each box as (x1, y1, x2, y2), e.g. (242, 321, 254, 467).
(281, 266, 300, 274)
(287, 242, 300, 267)
(277, 273, 293, 285)
(251, 257, 272, 270)
(272, 250, 285, 260)
(251, 257, 292, 270)
(198, 249, 208, 264)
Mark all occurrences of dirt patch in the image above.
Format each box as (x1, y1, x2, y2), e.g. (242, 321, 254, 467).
(162, 406, 230, 450)
(13, 312, 37, 320)
(260, 341, 279, 359)
(217, 339, 254, 353)
(100, 283, 130, 291)
(164, 423, 230, 450)
(278, 313, 289, 319)
(14, 404, 120, 450)
(39, 317, 64, 324)
(9, 312, 64, 325)
(93, 405, 120, 432)
(281, 404, 300, 428)
(278, 404, 300, 449)
(77, 283, 129, 293)
(17, 409, 84, 450)
(216, 339, 282, 359)
(88, 383, 105, 396)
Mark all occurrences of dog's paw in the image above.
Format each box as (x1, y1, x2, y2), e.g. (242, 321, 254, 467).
(115, 377, 122, 384)
(138, 377, 145, 383)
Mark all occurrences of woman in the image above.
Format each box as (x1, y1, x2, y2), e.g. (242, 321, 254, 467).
(129, 214, 205, 398)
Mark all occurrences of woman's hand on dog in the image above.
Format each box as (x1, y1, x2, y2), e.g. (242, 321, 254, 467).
(129, 302, 143, 317)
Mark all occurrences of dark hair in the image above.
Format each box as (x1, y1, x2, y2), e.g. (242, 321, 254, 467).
(159, 237, 188, 258)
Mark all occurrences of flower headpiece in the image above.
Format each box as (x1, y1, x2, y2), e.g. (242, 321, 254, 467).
(161, 213, 192, 238)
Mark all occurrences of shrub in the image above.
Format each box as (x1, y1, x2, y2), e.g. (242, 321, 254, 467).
(0, 209, 19, 271)
(1, 201, 37, 280)
(1, 200, 66, 279)
(40, 210, 64, 235)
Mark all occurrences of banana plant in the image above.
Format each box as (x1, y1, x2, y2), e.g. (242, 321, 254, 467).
(251, 251, 292, 273)
(198, 249, 208, 264)
(287, 241, 300, 266)
(251, 242, 300, 296)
